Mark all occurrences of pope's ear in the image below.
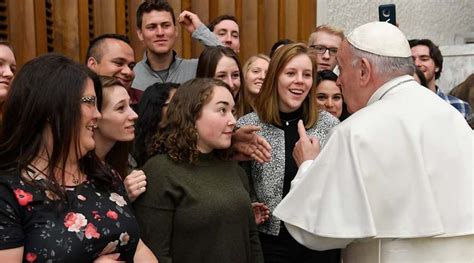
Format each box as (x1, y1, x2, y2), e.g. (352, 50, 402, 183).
(359, 58, 371, 86)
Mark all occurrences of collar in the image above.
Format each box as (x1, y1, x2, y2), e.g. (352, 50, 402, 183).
(143, 50, 178, 73)
(367, 75, 415, 106)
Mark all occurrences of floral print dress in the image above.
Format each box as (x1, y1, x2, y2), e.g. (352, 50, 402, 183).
(0, 169, 139, 262)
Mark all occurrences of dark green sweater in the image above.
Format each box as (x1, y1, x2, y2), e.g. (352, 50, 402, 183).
(134, 153, 264, 263)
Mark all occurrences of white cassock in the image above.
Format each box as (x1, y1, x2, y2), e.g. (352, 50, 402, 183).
(273, 75, 474, 262)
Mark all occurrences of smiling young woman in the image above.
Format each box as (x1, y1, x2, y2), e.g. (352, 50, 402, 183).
(237, 43, 340, 263)
(0, 54, 156, 262)
(134, 78, 263, 262)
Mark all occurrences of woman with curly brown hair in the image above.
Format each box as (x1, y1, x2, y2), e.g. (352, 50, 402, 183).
(133, 78, 264, 262)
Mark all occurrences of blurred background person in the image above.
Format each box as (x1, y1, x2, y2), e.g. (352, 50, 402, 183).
(269, 39, 293, 58)
(409, 38, 471, 118)
(133, 82, 179, 167)
(449, 73, 474, 127)
(0, 40, 16, 122)
(315, 70, 350, 121)
(207, 14, 240, 53)
(196, 46, 247, 117)
(242, 54, 270, 114)
(307, 25, 344, 72)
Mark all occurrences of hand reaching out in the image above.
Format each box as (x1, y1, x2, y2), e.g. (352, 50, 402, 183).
(231, 125, 271, 163)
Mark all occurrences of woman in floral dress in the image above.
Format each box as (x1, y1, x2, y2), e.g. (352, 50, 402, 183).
(0, 54, 156, 262)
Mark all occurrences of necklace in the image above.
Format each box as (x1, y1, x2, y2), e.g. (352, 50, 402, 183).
(36, 156, 82, 185)
(281, 117, 300, 126)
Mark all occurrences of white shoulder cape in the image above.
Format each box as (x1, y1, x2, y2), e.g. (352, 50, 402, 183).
(273, 76, 474, 251)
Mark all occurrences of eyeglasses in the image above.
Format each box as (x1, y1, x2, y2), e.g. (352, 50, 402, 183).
(310, 45, 338, 56)
(80, 96, 97, 107)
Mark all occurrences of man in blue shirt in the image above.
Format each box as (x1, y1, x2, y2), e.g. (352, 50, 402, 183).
(409, 39, 471, 118)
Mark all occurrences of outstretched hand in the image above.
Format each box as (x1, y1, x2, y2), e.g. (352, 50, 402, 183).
(292, 120, 320, 167)
(178, 10, 203, 33)
(231, 125, 271, 163)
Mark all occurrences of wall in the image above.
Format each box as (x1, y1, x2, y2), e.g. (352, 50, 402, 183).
(3, 0, 317, 69)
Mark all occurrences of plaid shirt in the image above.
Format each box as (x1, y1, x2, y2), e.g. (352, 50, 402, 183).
(436, 87, 471, 118)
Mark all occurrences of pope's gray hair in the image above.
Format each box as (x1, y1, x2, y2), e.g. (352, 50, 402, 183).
(349, 44, 415, 77)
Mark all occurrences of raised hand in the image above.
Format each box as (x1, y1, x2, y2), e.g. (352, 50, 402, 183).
(178, 10, 203, 33)
(292, 120, 320, 167)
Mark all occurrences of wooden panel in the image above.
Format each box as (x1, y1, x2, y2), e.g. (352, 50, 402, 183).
(7, 0, 37, 67)
(181, 0, 192, 58)
(217, 0, 235, 17)
(53, 0, 80, 61)
(34, 0, 48, 55)
(78, 0, 89, 62)
(190, 0, 209, 58)
(298, 0, 315, 42)
(116, 0, 127, 35)
(3, 0, 317, 68)
(0, 0, 6, 40)
(264, 0, 279, 55)
(240, 0, 258, 62)
(128, 0, 145, 61)
(168, 0, 182, 57)
(285, 0, 298, 41)
(93, 0, 116, 35)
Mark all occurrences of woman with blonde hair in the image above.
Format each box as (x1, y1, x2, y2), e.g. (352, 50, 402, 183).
(241, 54, 270, 114)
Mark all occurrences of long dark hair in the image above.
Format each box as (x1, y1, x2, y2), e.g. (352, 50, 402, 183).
(0, 53, 118, 203)
(134, 82, 179, 167)
(196, 46, 247, 117)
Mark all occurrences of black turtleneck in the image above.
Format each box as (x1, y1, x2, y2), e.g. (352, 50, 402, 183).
(277, 107, 304, 197)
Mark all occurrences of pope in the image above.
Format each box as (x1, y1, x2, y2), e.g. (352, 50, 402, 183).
(273, 22, 474, 262)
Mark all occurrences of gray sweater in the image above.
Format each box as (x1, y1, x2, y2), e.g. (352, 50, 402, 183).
(132, 24, 222, 90)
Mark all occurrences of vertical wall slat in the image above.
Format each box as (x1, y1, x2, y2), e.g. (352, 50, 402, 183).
(264, 0, 279, 55)
(191, 0, 209, 58)
(93, 0, 116, 35)
(34, 0, 48, 56)
(128, 0, 145, 61)
(240, 0, 257, 63)
(181, 0, 192, 58)
(298, 0, 315, 43)
(8, 0, 37, 67)
(116, 0, 127, 35)
(78, 0, 89, 62)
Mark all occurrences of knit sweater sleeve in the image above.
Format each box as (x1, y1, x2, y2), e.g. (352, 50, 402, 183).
(133, 155, 177, 263)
